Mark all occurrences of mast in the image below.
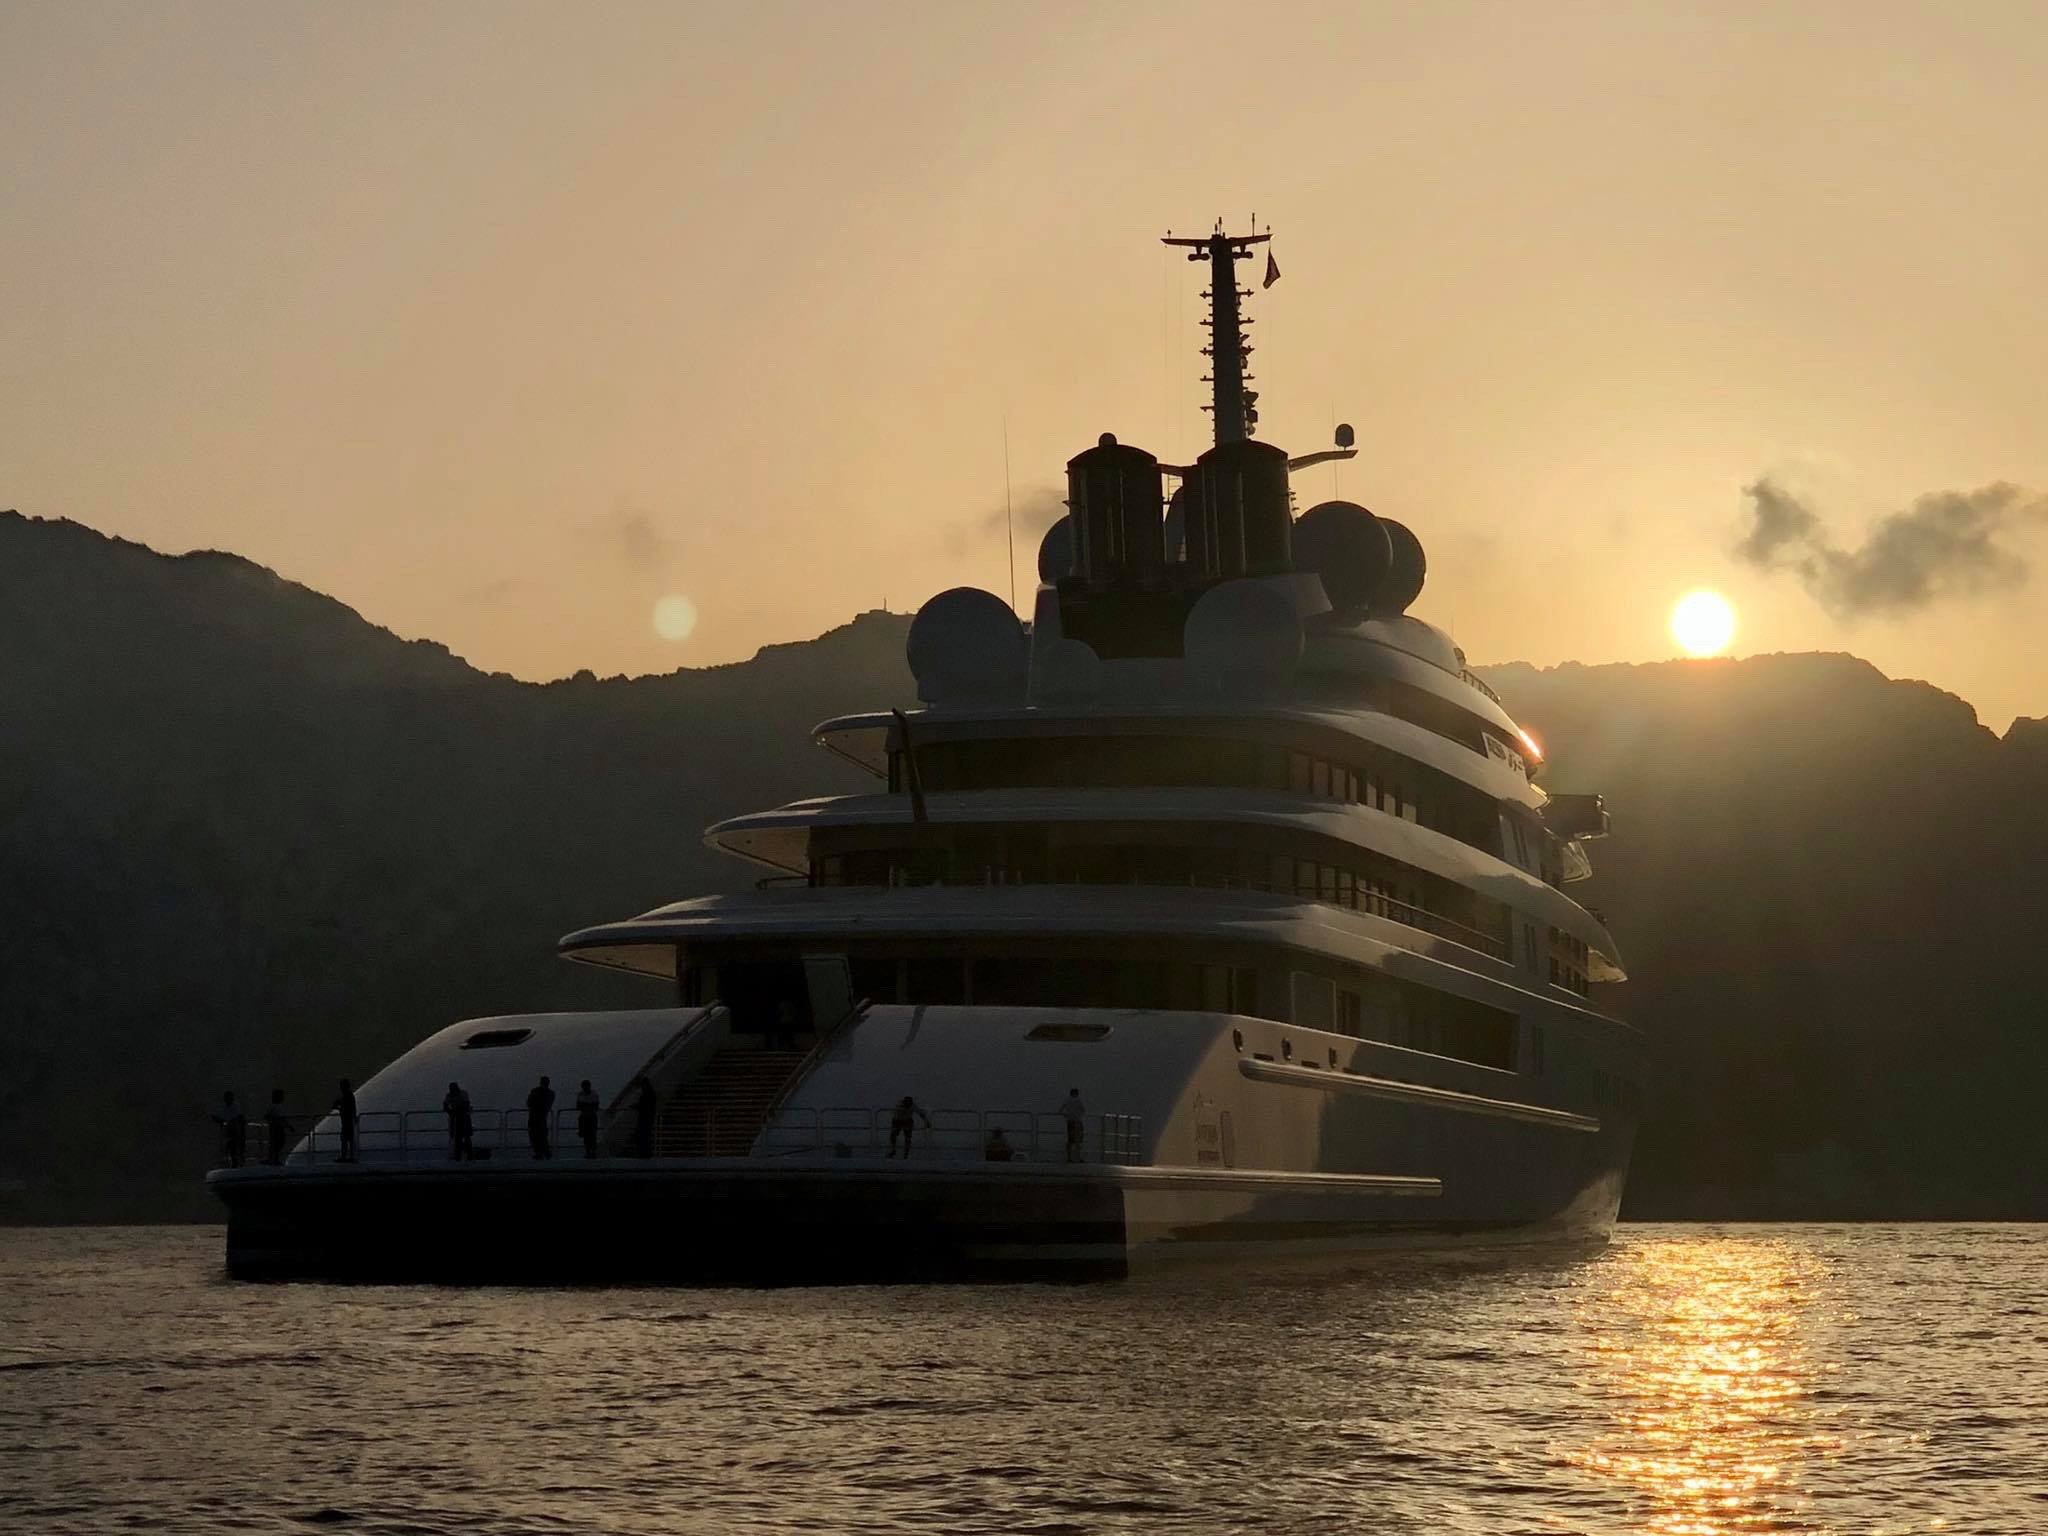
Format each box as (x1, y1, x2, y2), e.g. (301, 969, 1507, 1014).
(1162, 223, 1271, 447)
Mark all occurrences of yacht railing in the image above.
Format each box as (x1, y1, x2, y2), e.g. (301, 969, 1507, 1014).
(1459, 669, 1503, 705)
(759, 1107, 1145, 1165)
(1183, 879, 1510, 960)
(212, 1106, 616, 1169)
(216, 1107, 1145, 1168)
(796, 870, 1509, 960)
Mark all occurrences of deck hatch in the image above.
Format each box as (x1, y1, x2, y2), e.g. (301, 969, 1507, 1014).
(1025, 1022, 1112, 1042)
(460, 1027, 535, 1050)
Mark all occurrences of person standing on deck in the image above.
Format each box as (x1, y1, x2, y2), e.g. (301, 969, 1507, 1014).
(888, 1095, 931, 1158)
(575, 1079, 601, 1157)
(264, 1089, 293, 1166)
(214, 1091, 246, 1168)
(526, 1076, 556, 1159)
(333, 1079, 358, 1163)
(442, 1081, 473, 1161)
(1058, 1088, 1087, 1163)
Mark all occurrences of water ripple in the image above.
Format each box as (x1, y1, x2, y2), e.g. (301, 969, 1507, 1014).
(0, 1225, 2041, 1534)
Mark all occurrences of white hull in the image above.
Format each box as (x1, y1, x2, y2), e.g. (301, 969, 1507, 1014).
(213, 997, 1635, 1283)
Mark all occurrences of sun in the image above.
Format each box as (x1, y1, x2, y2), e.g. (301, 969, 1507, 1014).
(652, 593, 699, 642)
(1669, 589, 1736, 658)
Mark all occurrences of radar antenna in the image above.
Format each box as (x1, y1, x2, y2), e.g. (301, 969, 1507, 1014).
(1162, 221, 1271, 447)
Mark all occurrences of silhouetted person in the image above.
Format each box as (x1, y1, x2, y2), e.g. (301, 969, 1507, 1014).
(773, 998, 799, 1051)
(442, 1080, 473, 1161)
(1059, 1088, 1087, 1162)
(984, 1126, 1015, 1162)
(888, 1095, 930, 1158)
(632, 1076, 658, 1158)
(576, 1079, 601, 1157)
(527, 1075, 555, 1159)
(264, 1089, 292, 1166)
(214, 1091, 246, 1168)
(332, 1079, 358, 1162)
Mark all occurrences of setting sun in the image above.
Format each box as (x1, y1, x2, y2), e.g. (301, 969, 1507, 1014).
(1670, 589, 1737, 657)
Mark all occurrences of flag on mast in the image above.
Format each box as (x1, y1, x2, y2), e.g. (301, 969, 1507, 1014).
(1263, 251, 1281, 288)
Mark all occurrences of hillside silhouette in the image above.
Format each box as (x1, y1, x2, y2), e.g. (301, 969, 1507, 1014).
(2, 510, 2041, 1220)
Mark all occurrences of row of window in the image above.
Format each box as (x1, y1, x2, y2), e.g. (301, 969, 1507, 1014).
(1283, 749, 1415, 822)
(677, 947, 1522, 1073)
(888, 735, 1503, 855)
(810, 838, 1511, 961)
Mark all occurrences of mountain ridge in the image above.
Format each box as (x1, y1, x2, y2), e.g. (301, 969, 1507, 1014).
(2, 511, 2042, 1222)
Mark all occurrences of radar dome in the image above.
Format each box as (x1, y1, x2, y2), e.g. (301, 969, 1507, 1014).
(1374, 519, 1426, 614)
(907, 587, 1028, 704)
(1036, 516, 1074, 584)
(1292, 501, 1392, 614)
(1183, 579, 1303, 693)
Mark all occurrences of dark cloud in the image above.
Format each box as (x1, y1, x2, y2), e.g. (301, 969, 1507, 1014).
(1734, 477, 1823, 567)
(587, 502, 671, 567)
(461, 576, 518, 604)
(1734, 477, 2048, 619)
(946, 484, 1067, 557)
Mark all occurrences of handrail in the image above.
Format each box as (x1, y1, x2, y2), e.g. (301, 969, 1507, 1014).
(221, 1102, 1145, 1169)
(757, 1106, 1145, 1166)
(800, 873, 1507, 959)
(607, 1002, 728, 1118)
(260, 1102, 623, 1168)
(757, 994, 872, 1129)
(1459, 668, 1503, 706)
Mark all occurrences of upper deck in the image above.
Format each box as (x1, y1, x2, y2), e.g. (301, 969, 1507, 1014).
(575, 224, 1625, 1020)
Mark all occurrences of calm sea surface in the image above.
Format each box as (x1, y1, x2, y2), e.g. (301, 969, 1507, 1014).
(0, 1224, 2041, 1534)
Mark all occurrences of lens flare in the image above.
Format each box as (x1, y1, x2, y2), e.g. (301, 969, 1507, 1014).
(1670, 589, 1736, 657)
(652, 594, 698, 643)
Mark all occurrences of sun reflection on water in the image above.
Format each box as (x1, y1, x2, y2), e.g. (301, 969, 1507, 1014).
(1571, 1236, 1844, 1535)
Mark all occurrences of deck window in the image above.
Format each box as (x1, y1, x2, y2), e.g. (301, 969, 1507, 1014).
(887, 732, 1504, 852)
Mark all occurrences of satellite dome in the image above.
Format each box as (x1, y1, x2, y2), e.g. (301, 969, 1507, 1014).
(1292, 501, 1392, 614)
(907, 587, 1027, 704)
(1036, 516, 1074, 584)
(1032, 636, 1103, 701)
(1374, 518, 1427, 614)
(1183, 579, 1303, 693)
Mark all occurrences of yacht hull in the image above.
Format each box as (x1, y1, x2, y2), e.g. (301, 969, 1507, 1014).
(210, 1154, 1626, 1285)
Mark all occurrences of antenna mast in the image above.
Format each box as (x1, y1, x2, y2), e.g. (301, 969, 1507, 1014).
(1162, 222, 1271, 447)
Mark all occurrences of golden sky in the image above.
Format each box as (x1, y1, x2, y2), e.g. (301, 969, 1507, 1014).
(5, 1, 2045, 728)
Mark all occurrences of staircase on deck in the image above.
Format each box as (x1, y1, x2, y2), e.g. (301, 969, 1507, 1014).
(656, 1046, 810, 1157)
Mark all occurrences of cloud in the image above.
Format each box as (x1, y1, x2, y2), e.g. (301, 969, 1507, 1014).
(586, 500, 672, 568)
(461, 576, 519, 604)
(945, 483, 1067, 557)
(1734, 477, 2048, 619)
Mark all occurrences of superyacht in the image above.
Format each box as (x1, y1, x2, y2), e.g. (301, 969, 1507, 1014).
(210, 226, 1641, 1281)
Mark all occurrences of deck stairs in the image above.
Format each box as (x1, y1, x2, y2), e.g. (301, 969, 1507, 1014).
(655, 1047, 810, 1157)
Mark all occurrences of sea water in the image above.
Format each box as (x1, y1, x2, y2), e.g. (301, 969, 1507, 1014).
(0, 1224, 2041, 1533)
